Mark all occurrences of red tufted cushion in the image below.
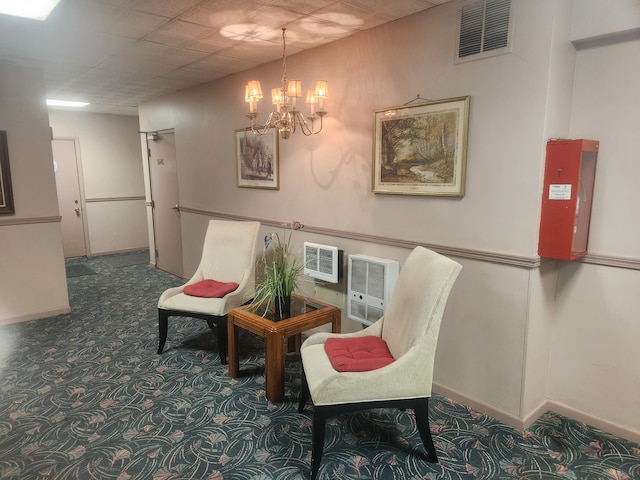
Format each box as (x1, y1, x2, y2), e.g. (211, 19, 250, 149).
(183, 280, 239, 298)
(324, 336, 395, 372)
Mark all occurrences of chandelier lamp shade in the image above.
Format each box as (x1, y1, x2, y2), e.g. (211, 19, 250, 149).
(244, 28, 328, 139)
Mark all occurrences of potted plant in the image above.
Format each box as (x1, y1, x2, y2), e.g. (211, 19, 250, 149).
(252, 221, 305, 319)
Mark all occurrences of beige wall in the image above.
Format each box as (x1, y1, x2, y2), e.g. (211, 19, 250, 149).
(547, 36, 640, 438)
(138, 2, 560, 423)
(48, 111, 148, 255)
(137, 0, 640, 441)
(0, 64, 69, 324)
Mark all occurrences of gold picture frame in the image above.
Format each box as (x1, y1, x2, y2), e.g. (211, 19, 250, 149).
(235, 128, 279, 190)
(0, 130, 15, 215)
(372, 96, 470, 196)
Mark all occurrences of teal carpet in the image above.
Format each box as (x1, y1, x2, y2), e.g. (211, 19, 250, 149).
(0, 255, 638, 479)
(65, 264, 96, 278)
(94, 249, 149, 268)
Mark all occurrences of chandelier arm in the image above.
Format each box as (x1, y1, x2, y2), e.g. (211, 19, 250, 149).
(294, 111, 323, 136)
(250, 111, 280, 135)
(295, 112, 313, 136)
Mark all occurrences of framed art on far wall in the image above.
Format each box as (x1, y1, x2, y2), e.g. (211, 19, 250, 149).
(235, 128, 279, 190)
(0, 130, 15, 215)
(372, 96, 470, 196)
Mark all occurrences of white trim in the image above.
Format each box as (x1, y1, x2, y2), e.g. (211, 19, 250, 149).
(433, 382, 640, 444)
(92, 247, 150, 257)
(0, 215, 61, 226)
(85, 196, 146, 203)
(546, 400, 640, 445)
(0, 306, 71, 326)
(176, 206, 640, 271)
(433, 382, 525, 429)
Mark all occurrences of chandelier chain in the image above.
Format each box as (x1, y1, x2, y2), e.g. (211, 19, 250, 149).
(281, 28, 287, 89)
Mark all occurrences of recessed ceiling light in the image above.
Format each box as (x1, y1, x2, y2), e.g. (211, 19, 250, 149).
(0, 0, 61, 21)
(47, 99, 89, 108)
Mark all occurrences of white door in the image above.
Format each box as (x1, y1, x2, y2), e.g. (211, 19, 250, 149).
(52, 138, 87, 258)
(147, 131, 183, 277)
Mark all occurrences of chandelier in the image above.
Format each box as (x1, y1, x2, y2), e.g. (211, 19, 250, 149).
(244, 28, 328, 140)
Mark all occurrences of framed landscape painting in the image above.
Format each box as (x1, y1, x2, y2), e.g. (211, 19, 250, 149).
(235, 128, 279, 190)
(0, 130, 15, 215)
(372, 96, 470, 196)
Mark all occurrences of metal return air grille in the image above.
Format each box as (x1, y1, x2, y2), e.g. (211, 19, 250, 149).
(458, 0, 511, 59)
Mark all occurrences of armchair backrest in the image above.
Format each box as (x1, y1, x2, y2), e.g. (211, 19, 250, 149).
(196, 220, 261, 286)
(381, 246, 462, 360)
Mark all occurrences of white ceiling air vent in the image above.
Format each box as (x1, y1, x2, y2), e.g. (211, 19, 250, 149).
(303, 242, 343, 283)
(457, 0, 512, 62)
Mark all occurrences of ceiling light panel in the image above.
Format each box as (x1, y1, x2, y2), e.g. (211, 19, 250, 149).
(0, 0, 61, 20)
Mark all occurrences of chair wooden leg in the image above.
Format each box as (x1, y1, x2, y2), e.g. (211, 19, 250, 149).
(310, 408, 327, 480)
(158, 310, 228, 363)
(157, 309, 169, 354)
(415, 397, 438, 463)
(216, 317, 228, 365)
(298, 367, 310, 413)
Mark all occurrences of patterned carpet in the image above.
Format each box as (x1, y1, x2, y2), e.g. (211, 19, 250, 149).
(0, 252, 639, 479)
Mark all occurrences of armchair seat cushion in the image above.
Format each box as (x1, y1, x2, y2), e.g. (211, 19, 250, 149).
(183, 280, 239, 298)
(324, 336, 394, 372)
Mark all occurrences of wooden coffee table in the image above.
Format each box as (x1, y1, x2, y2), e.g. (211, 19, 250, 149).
(227, 294, 341, 402)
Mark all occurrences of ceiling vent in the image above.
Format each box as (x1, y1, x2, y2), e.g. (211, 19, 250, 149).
(457, 0, 512, 62)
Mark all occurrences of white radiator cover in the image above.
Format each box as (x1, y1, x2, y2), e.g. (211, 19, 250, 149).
(303, 242, 343, 283)
(347, 254, 399, 326)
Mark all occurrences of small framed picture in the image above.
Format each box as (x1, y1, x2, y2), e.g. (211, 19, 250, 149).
(0, 131, 15, 215)
(372, 96, 470, 196)
(235, 128, 279, 190)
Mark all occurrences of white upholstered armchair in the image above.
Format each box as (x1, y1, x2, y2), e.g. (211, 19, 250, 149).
(157, 220, 261, 363)
(297, 246, 462, 479)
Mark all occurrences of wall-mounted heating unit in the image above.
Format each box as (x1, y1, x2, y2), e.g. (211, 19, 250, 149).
(347, 254, 399, 326)
(303, 242, 343, 283)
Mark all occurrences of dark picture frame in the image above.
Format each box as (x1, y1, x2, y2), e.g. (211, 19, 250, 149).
(235, 128, 279, 190)
(372, 96, 470, 196)
(0, 130, 15, 215)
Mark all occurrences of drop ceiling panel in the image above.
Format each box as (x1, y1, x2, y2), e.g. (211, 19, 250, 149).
(131, 0, 202, 18)
(0, 0, 454, 115)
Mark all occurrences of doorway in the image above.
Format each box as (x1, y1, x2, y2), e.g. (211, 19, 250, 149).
(146, 130, 183, 277)
(52, 138, 89, 258)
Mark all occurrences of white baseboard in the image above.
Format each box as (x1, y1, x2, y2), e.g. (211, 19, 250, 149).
(432, 383, 640, 444)
(545, 400, 640, 444)
(91, 247, 149, 256)
(0, 306, 71, 326)
(432, 383, 525, 430)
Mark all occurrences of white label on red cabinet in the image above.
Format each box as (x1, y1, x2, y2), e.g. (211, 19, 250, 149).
(549, 184, 571, 200)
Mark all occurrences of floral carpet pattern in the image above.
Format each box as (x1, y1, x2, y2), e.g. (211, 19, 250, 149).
(1, 252, 639, 479)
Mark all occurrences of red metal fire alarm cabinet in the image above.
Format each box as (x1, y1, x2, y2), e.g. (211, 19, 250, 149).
(538, 139, 599, 260)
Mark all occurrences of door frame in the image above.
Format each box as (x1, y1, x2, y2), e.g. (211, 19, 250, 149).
(53, 136, 91, 257)
(140, 128, 182, 274)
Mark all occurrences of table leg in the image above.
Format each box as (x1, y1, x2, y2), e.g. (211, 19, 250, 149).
(264, 331, 285, 402)
(227, 317, 240, 378)
(332, 311, 341, 333)
(287, 334, 301, 352)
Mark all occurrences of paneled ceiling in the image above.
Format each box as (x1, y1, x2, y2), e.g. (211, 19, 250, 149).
(0, 0, 453, 116)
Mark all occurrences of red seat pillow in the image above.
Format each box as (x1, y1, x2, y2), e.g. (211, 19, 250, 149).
(183, 280, 239, 298)
(324, 336, 395, 372)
